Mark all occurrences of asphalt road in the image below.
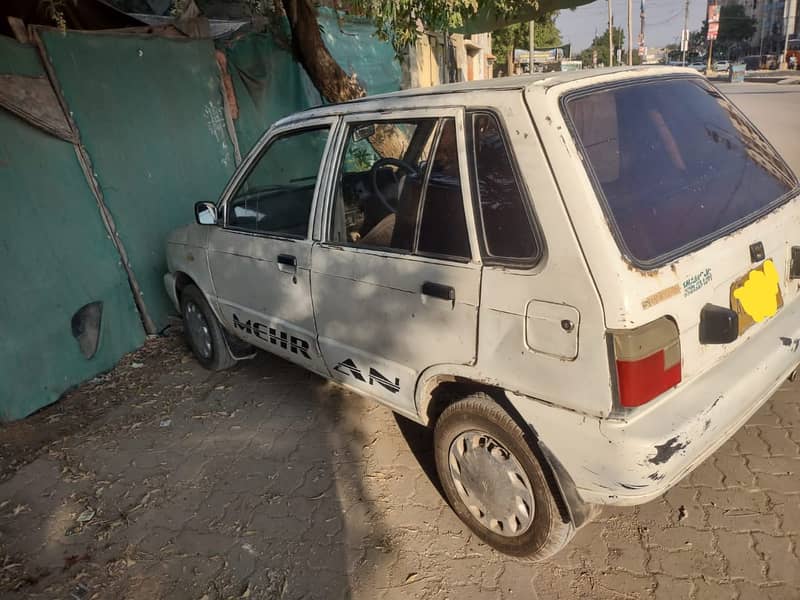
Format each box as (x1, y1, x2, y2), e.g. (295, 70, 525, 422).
(721, 82, 800, 176)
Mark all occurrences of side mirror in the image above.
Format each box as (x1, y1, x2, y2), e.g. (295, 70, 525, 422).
(195, 201, 218, 225)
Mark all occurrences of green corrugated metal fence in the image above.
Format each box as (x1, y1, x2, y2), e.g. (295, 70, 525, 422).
(2, 16, 400, 420)
(0, 36, 145, 421)
(39, 31, 238, 331)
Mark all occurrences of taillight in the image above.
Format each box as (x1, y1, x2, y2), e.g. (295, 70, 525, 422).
(612, 317, 681, 408)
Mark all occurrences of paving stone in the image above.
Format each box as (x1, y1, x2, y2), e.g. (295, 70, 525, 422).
(753, 533, 800, 584)
(705, 504, 781, 535)
(734, 581, 795, 600)
(745, 455, 800, 476)
(768, 495, 800, 534)
(691, 578, 737, 600)
(594, 571, 656, 599)
(757, 427, 800, 456)
(649, 545, 725, 580)
(651, 525, 715, 553)
(713, 454, 757, 488)
(687, 459, 726, 489)
(754, 472, 800, 494)
(735, 426, 771, 456)
(716, 530, 764, 581)
(653, 575, 692, 599)
(662, 486, 705, 529)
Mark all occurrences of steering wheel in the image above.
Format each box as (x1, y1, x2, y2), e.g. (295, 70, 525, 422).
(370, 157, 417, 214)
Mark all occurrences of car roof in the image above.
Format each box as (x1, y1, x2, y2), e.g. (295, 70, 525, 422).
(274, 65, 700, 127)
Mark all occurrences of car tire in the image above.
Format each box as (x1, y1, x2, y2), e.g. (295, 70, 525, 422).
(434, 393, 574, 559)
(180, 284, 235, 371)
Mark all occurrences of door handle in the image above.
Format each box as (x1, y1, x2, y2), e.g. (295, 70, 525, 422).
(277, 254, 297, 273)
(421, 281, 455, 301)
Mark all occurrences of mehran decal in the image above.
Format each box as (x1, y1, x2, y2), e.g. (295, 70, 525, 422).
(232, 314, 311, 359)
(333, 358, 400, 394)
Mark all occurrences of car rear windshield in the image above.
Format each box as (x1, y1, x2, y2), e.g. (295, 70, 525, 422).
(564, 77, 797, 265)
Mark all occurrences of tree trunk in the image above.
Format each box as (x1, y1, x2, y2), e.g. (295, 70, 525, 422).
(280, 0, 365, 103)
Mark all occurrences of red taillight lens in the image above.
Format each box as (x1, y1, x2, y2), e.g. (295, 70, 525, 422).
(613, 317, 682, 408)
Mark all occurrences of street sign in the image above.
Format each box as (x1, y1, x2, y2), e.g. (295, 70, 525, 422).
(680, 29, 689, 52)
(707, 3, 720, 41)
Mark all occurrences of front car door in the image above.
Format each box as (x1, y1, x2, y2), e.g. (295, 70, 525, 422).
(311, 108, 482, 418)
(206, 118, 337, 376)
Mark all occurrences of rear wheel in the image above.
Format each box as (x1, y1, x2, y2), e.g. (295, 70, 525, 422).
(434, 393, 574, 559)
(180, 284, 235, 371)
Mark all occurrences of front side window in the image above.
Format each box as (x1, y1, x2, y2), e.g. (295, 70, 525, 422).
(330, 117, 470, 260)
(564, 78, 797, 265)
(470, 112, 540, 262)
(227, 127, 329, 238)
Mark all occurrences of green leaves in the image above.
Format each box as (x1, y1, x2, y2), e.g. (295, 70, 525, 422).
(350, 0, 541, 53)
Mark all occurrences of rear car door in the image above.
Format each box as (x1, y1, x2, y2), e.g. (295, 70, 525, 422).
(206, 118, 337, 375)
(311, 109, 482, 417)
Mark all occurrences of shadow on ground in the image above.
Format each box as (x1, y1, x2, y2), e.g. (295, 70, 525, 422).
(0, 334, 393, 599)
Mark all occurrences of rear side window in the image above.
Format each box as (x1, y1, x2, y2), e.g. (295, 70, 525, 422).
(564, 78, 797, 265)
(330, 117, 470, 261)
(417, 119, 471, 259)
(470, 112, 539, 263)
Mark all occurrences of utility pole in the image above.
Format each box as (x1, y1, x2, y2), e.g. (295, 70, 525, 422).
(640, 0, 646, 62)
(529, 19, 535, 74)
(627, 0, 633, 65)
(608, 0, 614, 66)
(681, 0, 690, 66)
(781, 0, 798, 69)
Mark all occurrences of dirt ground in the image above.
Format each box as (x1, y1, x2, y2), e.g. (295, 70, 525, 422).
(1, 327, 799, 600)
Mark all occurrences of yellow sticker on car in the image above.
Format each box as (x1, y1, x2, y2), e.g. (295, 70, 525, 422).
(731, 259, 782, 334)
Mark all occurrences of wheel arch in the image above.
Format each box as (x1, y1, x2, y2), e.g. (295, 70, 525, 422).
(173, 271, 226, 323)
(418, 371, 596, 529)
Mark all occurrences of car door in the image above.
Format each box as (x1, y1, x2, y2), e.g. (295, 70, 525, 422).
(311, 109, 482, 418)
(206, 118, 337, 376)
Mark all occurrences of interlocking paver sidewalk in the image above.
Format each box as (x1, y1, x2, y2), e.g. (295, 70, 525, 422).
(1, 334, 798, 599)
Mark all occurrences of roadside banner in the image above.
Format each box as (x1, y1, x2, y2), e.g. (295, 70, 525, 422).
(707, 3, 720, 41)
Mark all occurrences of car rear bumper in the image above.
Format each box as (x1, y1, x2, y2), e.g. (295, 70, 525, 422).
(509, 296, 800, 507)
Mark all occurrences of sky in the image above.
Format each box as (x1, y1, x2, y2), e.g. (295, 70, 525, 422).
(555, 0, 708, 53)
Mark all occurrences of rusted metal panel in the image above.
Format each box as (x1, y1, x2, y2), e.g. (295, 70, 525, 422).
(0, 74, 74, 142)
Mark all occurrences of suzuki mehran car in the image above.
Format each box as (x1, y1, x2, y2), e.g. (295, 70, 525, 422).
(164, 67, 799, 559)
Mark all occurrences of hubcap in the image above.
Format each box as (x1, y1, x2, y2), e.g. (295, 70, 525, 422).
(448, 430, 535, 537)
(184, 301, 213, 359)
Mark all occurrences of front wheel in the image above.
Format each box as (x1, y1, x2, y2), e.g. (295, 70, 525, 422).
(180, 284, 235, 371)
(434, 393, 574, 559)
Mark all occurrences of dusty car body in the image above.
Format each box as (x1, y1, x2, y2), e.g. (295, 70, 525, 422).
(164, 66, 800, 558)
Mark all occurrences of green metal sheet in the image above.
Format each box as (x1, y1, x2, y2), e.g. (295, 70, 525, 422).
(222, 33, 321, 156)
(39, 31, 236, 330)
(0, 36, 45, 77)
(318, 9, 401, 97)
(222, 17, 400, 156)
(0, 108, 145, 421)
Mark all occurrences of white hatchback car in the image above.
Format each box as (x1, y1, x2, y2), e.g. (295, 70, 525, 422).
(165, 67, 799, 558)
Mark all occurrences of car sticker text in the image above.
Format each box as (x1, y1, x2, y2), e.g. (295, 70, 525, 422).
(233, 314, 311, 359)
(333, 358, 400, 394)
(682, 268, 712, 297)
